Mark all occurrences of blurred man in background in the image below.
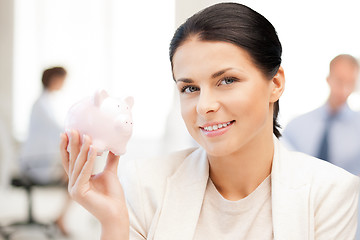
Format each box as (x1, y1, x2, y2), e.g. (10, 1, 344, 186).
(282, 54, 360, 175)
(18, 66, 71, 236)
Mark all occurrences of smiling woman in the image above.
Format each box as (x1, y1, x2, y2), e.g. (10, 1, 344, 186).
(172, 40, 283, 159)
(59, 2, 360, 240)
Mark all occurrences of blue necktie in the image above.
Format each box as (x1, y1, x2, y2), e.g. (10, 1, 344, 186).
(317, 115, 334, 162)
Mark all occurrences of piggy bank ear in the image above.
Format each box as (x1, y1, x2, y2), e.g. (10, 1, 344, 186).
(94, 89, 109, 107)
(124, 96, 134, 109)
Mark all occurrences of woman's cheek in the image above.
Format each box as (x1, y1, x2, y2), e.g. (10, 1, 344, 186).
(180, 98, 195, 125)
(183, 99, 201, 140)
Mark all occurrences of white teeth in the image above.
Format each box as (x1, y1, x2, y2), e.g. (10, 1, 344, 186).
(203, 121, 233, 131)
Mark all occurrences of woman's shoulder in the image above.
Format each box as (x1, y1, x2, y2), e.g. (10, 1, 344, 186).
(275, 142, 360, 238)
(288, 151, 359, 238)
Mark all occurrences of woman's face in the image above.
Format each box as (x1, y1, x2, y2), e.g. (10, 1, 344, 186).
(172, 38, 283, 157)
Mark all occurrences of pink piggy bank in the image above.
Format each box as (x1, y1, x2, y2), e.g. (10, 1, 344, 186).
(65, 89, 134, 156)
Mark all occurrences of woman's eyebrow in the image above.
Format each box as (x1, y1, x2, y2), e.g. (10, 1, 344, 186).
(175, 68, 237, 83)
(211, 68, 233, 78)
(176, 78, 193, 83)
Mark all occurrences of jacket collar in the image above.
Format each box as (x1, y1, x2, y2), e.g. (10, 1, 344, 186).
(153, 136, 310, 240)
(153, 148, 209, 240)
(271, 136, 311, 240)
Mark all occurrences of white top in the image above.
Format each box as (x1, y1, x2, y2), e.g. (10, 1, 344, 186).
(19, 90, 65, 183)
(118, 136, 360, 240)
(194, 175, 273, 240)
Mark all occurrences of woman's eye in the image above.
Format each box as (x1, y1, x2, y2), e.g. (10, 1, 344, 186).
(220, 77, 236, 85)
(182, 85, 199, 93)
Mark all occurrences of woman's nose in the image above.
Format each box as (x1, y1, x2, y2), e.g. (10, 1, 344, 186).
(196, 90, 220, 116)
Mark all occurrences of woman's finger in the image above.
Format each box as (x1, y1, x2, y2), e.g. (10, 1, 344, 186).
(70, 134, 91, 187)
(60, 133, 70, 176)
(75, 145, 97, 187)
(68, 130, 80, 175)
(104, 151, 120, 175)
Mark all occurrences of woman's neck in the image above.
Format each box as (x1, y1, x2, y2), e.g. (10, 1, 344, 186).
(207, 131, 274, 201)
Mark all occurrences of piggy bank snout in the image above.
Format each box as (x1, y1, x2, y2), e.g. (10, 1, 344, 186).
(121, 116, 133, 125)
(115, 115, 133, 127)
(124, 120, 133, 125)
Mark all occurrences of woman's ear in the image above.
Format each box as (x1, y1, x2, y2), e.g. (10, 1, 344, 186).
(270, 66, 285, 103)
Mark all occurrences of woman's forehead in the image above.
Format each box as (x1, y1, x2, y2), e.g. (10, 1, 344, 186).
(172, 39, 255, 80)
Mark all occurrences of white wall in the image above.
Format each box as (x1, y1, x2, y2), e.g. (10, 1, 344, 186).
(13, 0, 175, 142)
(8, 0, 360, 158)
(175, 0, 360, 129)
(0, 0, 14, 189)
(238, 0, 360, 127)
(0, 0, 14, 131)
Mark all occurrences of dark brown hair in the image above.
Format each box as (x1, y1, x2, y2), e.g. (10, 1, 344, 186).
(41, 67, 67, 89)
(169, 2, 283, 138)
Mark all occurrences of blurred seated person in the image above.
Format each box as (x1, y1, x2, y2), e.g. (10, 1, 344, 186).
(18, 66, 71, 236)
(282, 54, 360, 175)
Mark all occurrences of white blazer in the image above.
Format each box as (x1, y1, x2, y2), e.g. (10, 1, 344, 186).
(119, 136, 360, 240)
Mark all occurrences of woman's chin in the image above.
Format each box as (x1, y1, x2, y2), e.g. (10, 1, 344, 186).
(199, 141, 235, 157)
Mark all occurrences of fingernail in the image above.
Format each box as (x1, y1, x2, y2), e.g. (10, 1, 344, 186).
(88, 145, 94, 157)
(83, 134, 89, 144)
(66, 129, 72, 139)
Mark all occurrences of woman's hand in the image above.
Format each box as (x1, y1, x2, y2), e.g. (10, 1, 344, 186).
(60, 130, 129, 239)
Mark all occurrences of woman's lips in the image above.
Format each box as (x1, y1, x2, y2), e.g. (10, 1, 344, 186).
(200, 120, 235, 137)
